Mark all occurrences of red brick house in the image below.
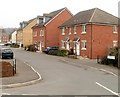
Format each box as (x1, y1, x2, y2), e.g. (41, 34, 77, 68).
(32, 7, 73, 51)
(59, 8, 118, 59)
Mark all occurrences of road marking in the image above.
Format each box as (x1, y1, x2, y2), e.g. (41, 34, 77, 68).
(24, 62, 42, 80)
(96, 82, 119, 96)
(2, 93, 11, 95)
(99, 69, 118, 77)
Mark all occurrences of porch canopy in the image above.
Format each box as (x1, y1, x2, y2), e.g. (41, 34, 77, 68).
(73, 37, 80, 42)
(63, 37, 70, 42)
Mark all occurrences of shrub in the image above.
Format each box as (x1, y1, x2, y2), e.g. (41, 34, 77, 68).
(10, 43, 19, 48)
(57, 49, 69, 56)
(48, 49, 69, 57)
(100, 47, 118, 67)
(25, 45, 37, 52)
(48, 50, 58, 55)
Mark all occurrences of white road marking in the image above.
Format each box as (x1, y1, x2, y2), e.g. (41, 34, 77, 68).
(96, 82, 119, 96)
(24, 62, 42, 80)
(2, 93, 11, 95)
(99, 69, 118, 77)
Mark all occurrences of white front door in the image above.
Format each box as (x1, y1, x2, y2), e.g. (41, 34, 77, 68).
(76, 42, 80, 55)
(66, 42, 70, 50)
(40, 42, 42, 51)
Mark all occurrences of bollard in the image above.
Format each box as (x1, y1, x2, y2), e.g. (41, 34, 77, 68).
(13, 59, 16, 74)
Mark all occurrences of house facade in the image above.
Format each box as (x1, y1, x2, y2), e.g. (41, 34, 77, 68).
(0, 28, 9, 43)
(16, 28, 23, 47)
(11, 31, 17, 43)
(32, 7, 73, 51)
(22, 19, 37, 47)
(59, 8, 118, 59)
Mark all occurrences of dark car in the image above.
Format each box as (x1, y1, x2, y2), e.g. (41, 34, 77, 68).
(43, 47, 59, 54)
(0, 48, 14, 59)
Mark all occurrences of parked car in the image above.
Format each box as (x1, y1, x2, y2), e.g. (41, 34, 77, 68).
(0, 48, 14, 59)
(43, 47, 59, 54)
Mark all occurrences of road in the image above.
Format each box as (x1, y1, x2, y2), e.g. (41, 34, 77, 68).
(2, 48, 118, 95)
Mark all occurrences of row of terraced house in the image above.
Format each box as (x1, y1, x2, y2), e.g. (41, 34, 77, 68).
(12, 7, 118, 59)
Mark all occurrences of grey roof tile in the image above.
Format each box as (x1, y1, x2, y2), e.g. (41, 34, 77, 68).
(60, 8, 118, 27)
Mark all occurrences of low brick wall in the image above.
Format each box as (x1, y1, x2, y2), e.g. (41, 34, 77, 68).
(0, 61, 14, 77)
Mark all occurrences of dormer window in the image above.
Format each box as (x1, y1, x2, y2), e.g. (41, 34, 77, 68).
(37, 18, 43, 24)
(20, 23, 24, 28)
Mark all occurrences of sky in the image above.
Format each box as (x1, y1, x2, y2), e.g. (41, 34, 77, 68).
(0, 0, 119, 28)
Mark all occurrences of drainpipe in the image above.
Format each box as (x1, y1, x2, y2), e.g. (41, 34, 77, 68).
(44, 26, 47, 49)
(118, 20, 120, 68)
(90, 23, 93, 59)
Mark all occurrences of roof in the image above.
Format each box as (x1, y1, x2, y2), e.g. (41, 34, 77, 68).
(33, 7, 71, 28)
(60, 8, 118, 27)
(17, 18, 36, 31)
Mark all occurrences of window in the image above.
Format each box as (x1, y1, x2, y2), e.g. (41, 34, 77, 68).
(82, 24, 86, 34)
(62, 27, 65, 35)
(74, 25, 77, 34)
(113, 41, 117, 47)
(61, 40, 65, 48)
(81, 40, 87, 50)
(113, 25, 117, 33)
(34, 31, 37, 36)
(40, 30, 44, 36)
(69, 27, 71, 35)
(42, 41, 44, 47)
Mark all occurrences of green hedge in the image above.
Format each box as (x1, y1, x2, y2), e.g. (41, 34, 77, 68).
(25, 45, 37, 52)
(100, 47, 118, 67)
(48, 49, 69, 57)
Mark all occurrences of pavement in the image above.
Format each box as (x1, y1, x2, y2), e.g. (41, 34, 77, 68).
(58, 56, 118, 77)
(1, 58, 42, 89)
(1, 53, 118, 89)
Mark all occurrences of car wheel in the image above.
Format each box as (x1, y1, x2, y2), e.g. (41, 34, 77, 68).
(11, 56, 13, 59)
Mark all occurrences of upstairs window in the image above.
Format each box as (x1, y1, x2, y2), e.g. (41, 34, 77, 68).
(74, 25, 77, 34)
(40, 30, 44, 36)
(69, 27, 71, 35)
(113, 25, 117, 33)
(34, 31, 37, 36)
(62, 27, 65, 35)
(82, 24, 86, 34)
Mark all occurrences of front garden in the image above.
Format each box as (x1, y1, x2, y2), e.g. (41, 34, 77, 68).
(98, 47, 119, 67)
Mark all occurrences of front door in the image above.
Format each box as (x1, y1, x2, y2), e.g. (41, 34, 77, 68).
(66, 42, 70, 50)
(76, 42, 80, 55)
(40, 42, 42, 52)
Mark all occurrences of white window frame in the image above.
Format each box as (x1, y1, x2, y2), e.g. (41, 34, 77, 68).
(34, 31, 37, 36)
(69, 27, 71, 35)
(74, 25, 77, 34)
(61, 40, 65, 48)
(40, 41, 44, 47)
(40, 30, 44, 36)
(113, 25, 117, 33)
(82, 24, 86, 34)
(113, 40, 117, 47)
(62, 27, 65, 35)
(81, 40, 87, 50)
